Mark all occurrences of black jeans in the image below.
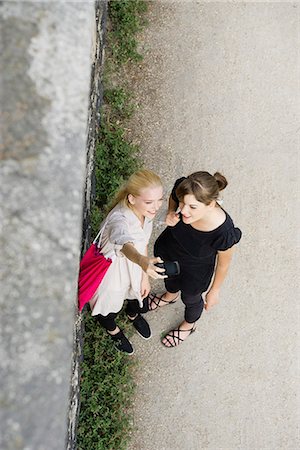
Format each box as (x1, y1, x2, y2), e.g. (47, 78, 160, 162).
(181, 292, 204, 323)
(164, 278, 204, 323)
(95, 299, 141, 331)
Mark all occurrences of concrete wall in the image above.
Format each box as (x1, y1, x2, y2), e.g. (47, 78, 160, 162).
(67, 3, 107, 449)
(0, 1, 104, 449)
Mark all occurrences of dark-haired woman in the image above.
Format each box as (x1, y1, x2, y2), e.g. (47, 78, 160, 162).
(147, 171, 242, 347)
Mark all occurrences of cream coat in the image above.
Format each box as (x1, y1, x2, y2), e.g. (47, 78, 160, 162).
(89, 204, 153, 317)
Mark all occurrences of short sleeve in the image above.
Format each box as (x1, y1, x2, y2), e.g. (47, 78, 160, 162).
(107, 213, 134, 250)
(171, 177, 186, 203)
(212, 227, 242, 251)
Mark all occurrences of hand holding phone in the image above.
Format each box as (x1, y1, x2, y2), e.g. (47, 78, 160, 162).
(154, 261, 180, 277)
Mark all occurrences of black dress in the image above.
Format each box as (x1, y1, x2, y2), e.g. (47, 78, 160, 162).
(154, 178, 242, 296)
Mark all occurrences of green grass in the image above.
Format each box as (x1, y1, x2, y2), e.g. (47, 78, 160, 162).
(90, 117, 141, 235)
(77, 1, 147, 449)
(108, 0, 148, 65)
(104, 87, 135, 120)
(77, 313, 136, 450)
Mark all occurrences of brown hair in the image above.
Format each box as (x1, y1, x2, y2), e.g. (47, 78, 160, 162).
(107, 169, 162, 212)
(176, 171, 228, 205)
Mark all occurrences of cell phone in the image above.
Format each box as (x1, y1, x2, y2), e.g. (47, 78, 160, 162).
(154, 261, 180, 277)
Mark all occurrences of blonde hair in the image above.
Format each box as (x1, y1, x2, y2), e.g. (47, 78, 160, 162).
(107, 169, 162, 212)
(176, 171, 228, 205)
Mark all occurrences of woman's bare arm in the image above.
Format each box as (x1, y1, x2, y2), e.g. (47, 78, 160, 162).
(210, 247, 235, 290)
(121, 242, 166, 279)
(205, 246, 235, 310)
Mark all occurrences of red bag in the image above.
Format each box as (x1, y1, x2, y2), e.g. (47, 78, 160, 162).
(78, 226, 112, 311)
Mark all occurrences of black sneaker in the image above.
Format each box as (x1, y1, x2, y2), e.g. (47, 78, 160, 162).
(108, 330, 134, 355)
(128, 314, 151, 340)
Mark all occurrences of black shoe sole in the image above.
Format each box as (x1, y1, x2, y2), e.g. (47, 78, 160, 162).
(128, 314, 152, 340)
(115, 345, 134, 355)
(133, 326, 152, 340)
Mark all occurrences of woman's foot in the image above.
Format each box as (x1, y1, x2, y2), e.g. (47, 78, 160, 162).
(107, 327, 134, 355)
(127, 314, 151, 339)
(147, 291, 180, 311)
(161, 321, 196, 347)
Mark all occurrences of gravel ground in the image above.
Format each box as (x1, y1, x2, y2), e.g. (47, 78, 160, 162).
(125, 2, 299, 449)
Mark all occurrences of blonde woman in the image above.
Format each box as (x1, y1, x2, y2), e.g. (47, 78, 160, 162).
(90, 169, 166, 354)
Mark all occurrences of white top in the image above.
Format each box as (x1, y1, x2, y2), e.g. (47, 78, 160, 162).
(89, 204, 153, 317)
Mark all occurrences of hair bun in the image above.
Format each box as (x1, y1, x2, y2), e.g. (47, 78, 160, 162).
(213, 172, 228, 191)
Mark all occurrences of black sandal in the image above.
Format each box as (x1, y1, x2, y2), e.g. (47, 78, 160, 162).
(162, 323, 196, 348)
(147, 292, 180, 311)
(108, 330, 134, 355)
